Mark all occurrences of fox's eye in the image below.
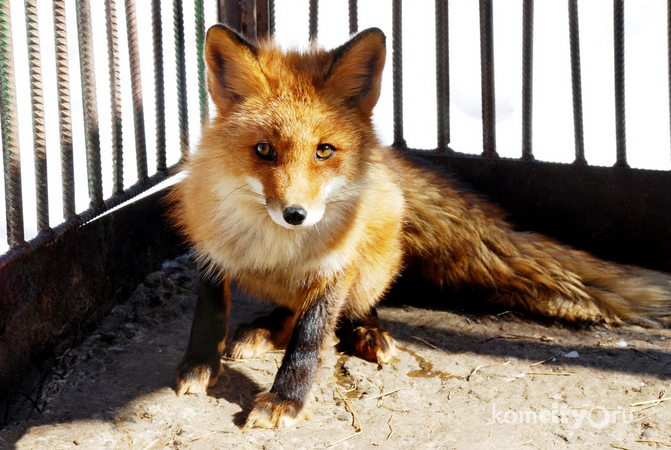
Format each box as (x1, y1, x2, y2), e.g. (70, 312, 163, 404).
(316, 144, 336, 161)
(254, 143, 276, 161)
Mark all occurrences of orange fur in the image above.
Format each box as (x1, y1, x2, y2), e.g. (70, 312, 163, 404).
(169, 25, 671, 427)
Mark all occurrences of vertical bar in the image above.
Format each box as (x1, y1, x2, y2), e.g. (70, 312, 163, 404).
(613, 0, 627, 167)
(125, 0, 149, 181)
(174, 0, 189, 160)
(0, 0, 25, 246)
(309, 0, 318, 42)
(257, 0, 270, 38)
(25, 0, 50, 232)
(568, 0, 586, 164)
(668, 0, 671, 163)
(105, 0, 124, 195)
(479, 0, 497, 158)
(152, 0, 166, 172)
(53, 0, 75, 219)
(521, 0, 534, 160)
(435, 0, 450, 153)
(349, 0, 358, 35)
(269, 0, 275, 36)
(392, 0, 405, 148)
(195, 0, 208, 126)
(75, 0, 104, 206)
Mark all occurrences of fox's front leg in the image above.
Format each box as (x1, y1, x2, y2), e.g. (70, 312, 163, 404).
(245, 284, 344, 428)
(175, 266, 230, 395)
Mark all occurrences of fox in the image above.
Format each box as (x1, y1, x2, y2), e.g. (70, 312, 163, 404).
(168, 24, 671, 428)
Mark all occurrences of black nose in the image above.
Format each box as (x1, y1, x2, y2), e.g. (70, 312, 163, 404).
(283, 206, 307, 226)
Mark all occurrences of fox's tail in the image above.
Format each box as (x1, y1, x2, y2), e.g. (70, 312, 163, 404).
(398, 155, 671, 325)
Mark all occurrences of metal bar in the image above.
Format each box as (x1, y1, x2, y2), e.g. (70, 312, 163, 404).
(479, 0, 497, 158)
(257, 0, 270, 38)
(75, 0, 104, 207)
(349, 0, 358, 35)
(309, 0, 318, 42)
(435, 0, 450, 153)
(152, 0, 166, 172)
(125, 0, 149, 181)
(24, 0, 50, 233)
(53, 0, 75, 219)
(613, 0, 627, 167)
(195, 0, 208, 126)
(174, 0, 189, 160)
(269, 0, 275, 36)
(392, 0, 405, 148)
(105, 0, 124, 195)
(0, 0, 25, 247)
(521, 0, 534, 160)
(568, 0, 586, 164)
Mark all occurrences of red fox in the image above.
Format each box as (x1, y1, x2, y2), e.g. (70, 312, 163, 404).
(169, 25, 671, 428)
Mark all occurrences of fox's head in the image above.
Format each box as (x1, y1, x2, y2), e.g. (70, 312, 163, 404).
(197, 25, 387, 230)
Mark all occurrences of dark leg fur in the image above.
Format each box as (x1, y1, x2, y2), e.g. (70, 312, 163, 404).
(175, 266, 230, 395)
(246, 285, 342, 428)
(229, 307, 295, 359)
(336, 308, 396, 364)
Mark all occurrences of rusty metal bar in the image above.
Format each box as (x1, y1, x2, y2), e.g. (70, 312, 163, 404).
(613, 0, 627, 167)
(269, 0, 275, 36)
(309, 0, 318, 42)
(53, 0, 75, 219)
(75, 0, 104, 207)
(392, 0, 405, 148)
(256, 0, 270, 38)
(195, 0, 208, 126)
(174, 0, 189, 160)
(521, 0, 534, 160)
(349, 0, 358, 35)
(568, 0, 586, 165)
(0, 0, 25, 247)
(24, 0, 50, 233)
(152, 0, 166, 172)
(435, 0, 450, 153)
(125, 0, 149, 181)
(105, 0, 124, 195)
(479, 0, 497, 158)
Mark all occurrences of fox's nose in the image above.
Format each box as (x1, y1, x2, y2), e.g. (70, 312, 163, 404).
(283, 206, 307, 226)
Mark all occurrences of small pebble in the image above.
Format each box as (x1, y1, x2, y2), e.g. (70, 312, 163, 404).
(616, 340, 627, 348)
(564, 351, 580, 359)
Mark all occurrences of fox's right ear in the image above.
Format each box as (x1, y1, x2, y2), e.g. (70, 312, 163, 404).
(205, 25, 269, 115)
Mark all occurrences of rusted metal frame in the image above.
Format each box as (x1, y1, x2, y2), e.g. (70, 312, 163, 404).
(479, 0, 497, 158)
(0, 0, 25, 247)
(75, 0, 104, 207)
(349, 0, 357, 35)
(195, 0, 208, 127)
(309, 0, 318, 42)
(0, 161, 180, 269)
(521, 0, 534, 160)
(568, 0, 586, 164)
(256, 0, 272, 38)
(24, 1, 50, 234)
(174, 0, 189, 160)
(613, 0, 627, 167)
(435, 0, 451, 153)
(52, 0, 76, 220)
(105, 0, 124, 195)
(152, 0, 166, 172)
(125, 0, 149, 181)
(392, 0, 406, 149)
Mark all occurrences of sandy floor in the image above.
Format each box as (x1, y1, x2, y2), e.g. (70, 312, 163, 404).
(1, 255, 670, 449)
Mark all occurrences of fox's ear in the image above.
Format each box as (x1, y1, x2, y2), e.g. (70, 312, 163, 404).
(205, 25, 268, 115)
(324, 28, 386, 114)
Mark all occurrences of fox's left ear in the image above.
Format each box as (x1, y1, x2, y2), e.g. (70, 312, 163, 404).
(324, 28, 386, 114)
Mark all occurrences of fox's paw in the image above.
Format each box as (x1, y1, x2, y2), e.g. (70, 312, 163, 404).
(349, 326, 397, 364)
(245, 393, 309, 428)
(229, 327, 280, 360)
(175, 359, 222, 396)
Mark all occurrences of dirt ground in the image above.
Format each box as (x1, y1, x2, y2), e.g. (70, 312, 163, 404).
(1, 254, 670, 450)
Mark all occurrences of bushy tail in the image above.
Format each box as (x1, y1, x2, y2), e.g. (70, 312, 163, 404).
(398, 155, 671, 325)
